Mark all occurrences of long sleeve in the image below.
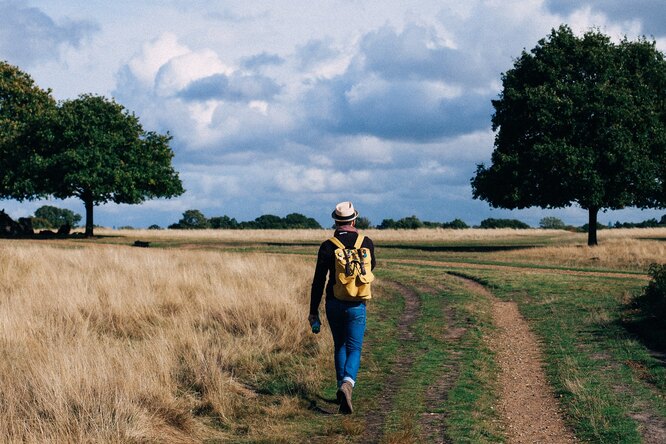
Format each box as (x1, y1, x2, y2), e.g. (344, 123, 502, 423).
(309, 243, 329, 316)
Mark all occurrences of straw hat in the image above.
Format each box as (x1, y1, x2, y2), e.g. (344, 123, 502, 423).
(332, 201, 358, 222)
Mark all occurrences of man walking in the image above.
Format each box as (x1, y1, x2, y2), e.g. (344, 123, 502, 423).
(309, 201, 376, 414)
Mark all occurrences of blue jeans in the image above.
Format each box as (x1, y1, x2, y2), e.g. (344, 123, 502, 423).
(325, 297, 366, 387)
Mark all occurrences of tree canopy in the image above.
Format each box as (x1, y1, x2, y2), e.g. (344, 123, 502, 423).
(539, 216, 566, 230)
(33, 205, 81, 229)
(0, 61, 55, 200)
(471, 26, 666, 245)
(49, 94, 184, 236)
(170, 209, 210, 229)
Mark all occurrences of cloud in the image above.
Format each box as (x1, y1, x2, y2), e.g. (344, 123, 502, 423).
(153, 48, 231, 96)
(360, 24, 460, 82)
(297, 38, 341, 69)
(304, 74, 491, 142)
(177, 72, 281, 102)
(114, 33, 289, 154)
(0, 0, 98, 66)
(241, 52, 284, 70)
(544, 0, 666, 36)
(125, 33, 192, 88)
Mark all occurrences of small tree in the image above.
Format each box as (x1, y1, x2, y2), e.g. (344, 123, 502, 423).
(283, 213, 322, 229)
(441, 218, 469, 229)
(49, 95, 184, 236)
(33, 205, 81, 228)
(209, 215, 238, 229)
(355, 217, 371, 229)
(170, 209, 209, 229)
(539, 216, 566, 229)
(472, 26, 666, 246)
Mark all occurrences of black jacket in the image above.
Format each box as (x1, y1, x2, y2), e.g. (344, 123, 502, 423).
(310, 228, 376, 316)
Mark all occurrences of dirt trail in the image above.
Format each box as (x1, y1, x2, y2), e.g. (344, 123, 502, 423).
(361, 280, 420, 443)
(453, 276, 577, 443)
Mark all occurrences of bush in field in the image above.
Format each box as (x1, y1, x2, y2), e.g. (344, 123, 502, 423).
(169, 209, 209, 229)
(378, 215, 424, 229)
(240, 213, 321, 229)
(539, 217, 566, 229)
(355, 216, 371, 229)
(209, 215, 239, 229)
(479, 218, 530, 229)
(282, 213, 322, 229)
(441, 218, 469, 229)
(634, 263, 666, 320)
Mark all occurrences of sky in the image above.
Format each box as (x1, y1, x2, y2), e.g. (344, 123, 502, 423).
(1, 0, 666, 228)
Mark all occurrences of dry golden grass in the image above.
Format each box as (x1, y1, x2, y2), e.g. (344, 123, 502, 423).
(500, 235, 666, 271)
(0, 242, 329, 443)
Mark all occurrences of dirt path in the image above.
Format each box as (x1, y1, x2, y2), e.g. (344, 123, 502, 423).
(452, 276, 576, 443)
(361, 280, 421, 443)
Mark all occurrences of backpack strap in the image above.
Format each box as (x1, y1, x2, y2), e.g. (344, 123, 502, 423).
(330, 235, 365, 250)
(354, 234, 365, 249)
(329, 237, 345, 250)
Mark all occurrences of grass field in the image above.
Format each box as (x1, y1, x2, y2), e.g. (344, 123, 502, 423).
(1, 227, 665, 442)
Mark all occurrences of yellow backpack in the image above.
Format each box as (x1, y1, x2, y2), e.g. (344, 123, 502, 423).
(329, 235, 374, 301)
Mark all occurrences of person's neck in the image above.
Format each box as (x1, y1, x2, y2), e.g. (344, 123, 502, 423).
(336, 224, 357, 232)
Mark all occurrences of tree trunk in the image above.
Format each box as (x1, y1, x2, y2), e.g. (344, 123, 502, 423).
(84, 194, 94, 237)
(587, 207, 598, 246)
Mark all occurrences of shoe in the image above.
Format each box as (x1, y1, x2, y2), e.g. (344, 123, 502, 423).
(338, 381, 353, 414)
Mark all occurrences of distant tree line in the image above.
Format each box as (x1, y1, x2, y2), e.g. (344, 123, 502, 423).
(167, 210, 322, 229)
(32, 205, 665, 231)
(377, 216, 469, 229)
(611, 214, 666, 229)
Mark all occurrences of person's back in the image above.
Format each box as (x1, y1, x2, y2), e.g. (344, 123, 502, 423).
(309, 201, 376, 414)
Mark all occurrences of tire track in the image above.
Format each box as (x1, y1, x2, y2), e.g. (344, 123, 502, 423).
(449, 274, 577, 443)
(418, 283, 465, 444)
(361, 280, 420, 444)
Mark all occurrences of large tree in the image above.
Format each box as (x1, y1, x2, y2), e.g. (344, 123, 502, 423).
(0, 61, 55, 200)
(50, 94, 184, 236)
(472, 26, 666, 245)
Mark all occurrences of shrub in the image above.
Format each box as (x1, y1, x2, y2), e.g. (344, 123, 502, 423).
(378, 215, 424, 229)
(355, 217, 371, 229)
(31, 217, 52, 229)
(539, 216, 566, 229)
(208, 216, 239, 229)
(634, 263, 666, 320)
(169, 209, 209, 229)
(441, 218, 469, 229)
(479, 218, 530, 229)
